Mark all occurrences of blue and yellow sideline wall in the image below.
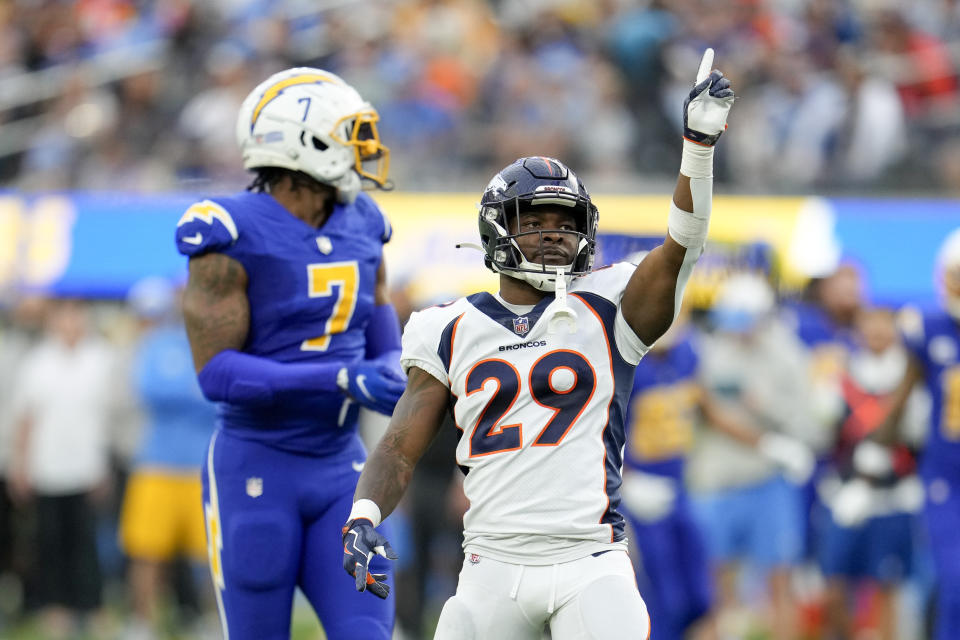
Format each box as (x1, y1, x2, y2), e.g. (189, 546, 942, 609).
(0, 191, 958, 308)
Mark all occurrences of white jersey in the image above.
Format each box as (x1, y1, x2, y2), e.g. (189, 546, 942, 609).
(401, 263, 649, 564)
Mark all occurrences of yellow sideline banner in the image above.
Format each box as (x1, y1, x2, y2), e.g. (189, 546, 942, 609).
(0, 191, 813, 301)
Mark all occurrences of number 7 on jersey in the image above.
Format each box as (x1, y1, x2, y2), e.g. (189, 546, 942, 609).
(301, 261, 359, 351)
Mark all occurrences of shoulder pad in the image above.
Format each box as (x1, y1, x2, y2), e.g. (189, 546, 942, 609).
(354, 192, 392, 244)
(400, 297, 470, 384)
(175, 199, 240, 257)
(570, 262, 635, 301)
(407, 298, 470, 331)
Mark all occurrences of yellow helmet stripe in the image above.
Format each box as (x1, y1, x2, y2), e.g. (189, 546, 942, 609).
(250, 72, 341, 130)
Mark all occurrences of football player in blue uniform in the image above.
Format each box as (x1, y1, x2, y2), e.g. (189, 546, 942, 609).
(620, 317, 714, 640)
(817, 308, 923, 640)
(176, 68, 406, 640)
(783, 265, 863, 575)
(873, 228, 960, 640)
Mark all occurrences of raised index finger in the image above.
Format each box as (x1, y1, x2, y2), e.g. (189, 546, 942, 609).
(696, 48, 714, 84)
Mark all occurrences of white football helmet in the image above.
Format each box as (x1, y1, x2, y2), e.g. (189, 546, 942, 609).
(235, 67, 389, 203)
(936, 227, 960, 320)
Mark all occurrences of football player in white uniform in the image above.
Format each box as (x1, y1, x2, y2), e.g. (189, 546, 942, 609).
(341, 49, 735, 639)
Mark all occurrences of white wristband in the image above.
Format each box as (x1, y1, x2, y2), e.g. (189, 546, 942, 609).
(853, 440, 894, 477)
(667, 202, 708, 249)
(680, 139, 714, 179)
(348, 498, 382, 527)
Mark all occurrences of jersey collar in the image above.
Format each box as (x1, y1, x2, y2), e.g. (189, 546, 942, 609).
(466, 291, 555, 338)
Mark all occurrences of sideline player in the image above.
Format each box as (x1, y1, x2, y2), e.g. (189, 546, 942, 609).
(176, 68, 406, 640)
(874, 228, 960, 640)
(619, 313, 715, 640)
(341, 50, 735, 638)
(817, 307, 924, 640)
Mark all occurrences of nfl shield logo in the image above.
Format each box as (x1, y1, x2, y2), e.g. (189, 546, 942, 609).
(512, 316, 529, 335)
(246, 477, 263, 498)
(316, 236, 333, 255)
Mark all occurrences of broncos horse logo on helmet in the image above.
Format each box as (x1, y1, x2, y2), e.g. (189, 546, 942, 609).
(478, 157, 599, 292)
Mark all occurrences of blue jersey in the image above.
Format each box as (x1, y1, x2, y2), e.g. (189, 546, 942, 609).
(623, 335, 700, 482)
(903, 310, 960, 478)
(175, 191, 391, 453)
(134, 325, 217, 470)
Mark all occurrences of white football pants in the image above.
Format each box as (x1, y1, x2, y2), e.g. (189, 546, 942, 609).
(434, 549, 650, 640)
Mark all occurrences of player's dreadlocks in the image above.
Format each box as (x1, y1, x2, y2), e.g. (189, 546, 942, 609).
(247, 167, 336, 199)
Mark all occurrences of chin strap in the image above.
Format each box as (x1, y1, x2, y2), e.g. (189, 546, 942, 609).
(548, 266, 578, 334)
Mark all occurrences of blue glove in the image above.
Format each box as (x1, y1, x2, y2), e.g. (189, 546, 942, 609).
(371, 348, 405, 383)
(683, 51, 735, 147)
(337, 359, 406, 415)
(341, 518, 398, 599)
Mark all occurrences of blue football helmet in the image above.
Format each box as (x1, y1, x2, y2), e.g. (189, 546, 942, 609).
(478, 157, 598, 291)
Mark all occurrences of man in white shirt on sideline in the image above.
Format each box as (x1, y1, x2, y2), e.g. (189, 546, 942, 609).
(8, 298, 116, 640)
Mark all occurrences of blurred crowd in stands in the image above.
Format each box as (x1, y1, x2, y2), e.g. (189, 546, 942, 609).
(1, 0, 960, 195)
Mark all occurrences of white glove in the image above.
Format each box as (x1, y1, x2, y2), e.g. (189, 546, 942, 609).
(851, 440, 894, 478)
(757, 432, 816, 484)
(831, 478, 876, 528)
(892, 475, 924, 514)
(620, 470, 678, 523)
(683, 48, 736, 147)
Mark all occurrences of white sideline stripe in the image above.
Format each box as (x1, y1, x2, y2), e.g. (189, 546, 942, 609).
(205, 431, 229, 640)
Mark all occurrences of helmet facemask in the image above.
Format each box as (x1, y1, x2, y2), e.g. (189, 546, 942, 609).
(330, 110, 390, 189)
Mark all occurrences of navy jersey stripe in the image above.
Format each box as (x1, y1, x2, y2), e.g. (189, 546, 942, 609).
(437, 313, 465, 374)
(571, 291, 636, 542)
(466, 292, 554, 337)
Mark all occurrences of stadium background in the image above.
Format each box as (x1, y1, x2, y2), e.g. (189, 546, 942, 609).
(1, 0, 958, 639)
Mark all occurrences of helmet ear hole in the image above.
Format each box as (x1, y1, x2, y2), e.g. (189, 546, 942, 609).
(300, 131, 328, 151)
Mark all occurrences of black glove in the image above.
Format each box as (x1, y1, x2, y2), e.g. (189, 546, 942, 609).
(341, 518, 398, 599)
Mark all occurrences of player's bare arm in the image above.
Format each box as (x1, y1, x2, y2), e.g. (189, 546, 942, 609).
(355, 367, 449, 519)
(342, 367, 447, 597)
(182, 252, 250, 372)
(374, 258, 390, 306)
(622, 219, 690, 345)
